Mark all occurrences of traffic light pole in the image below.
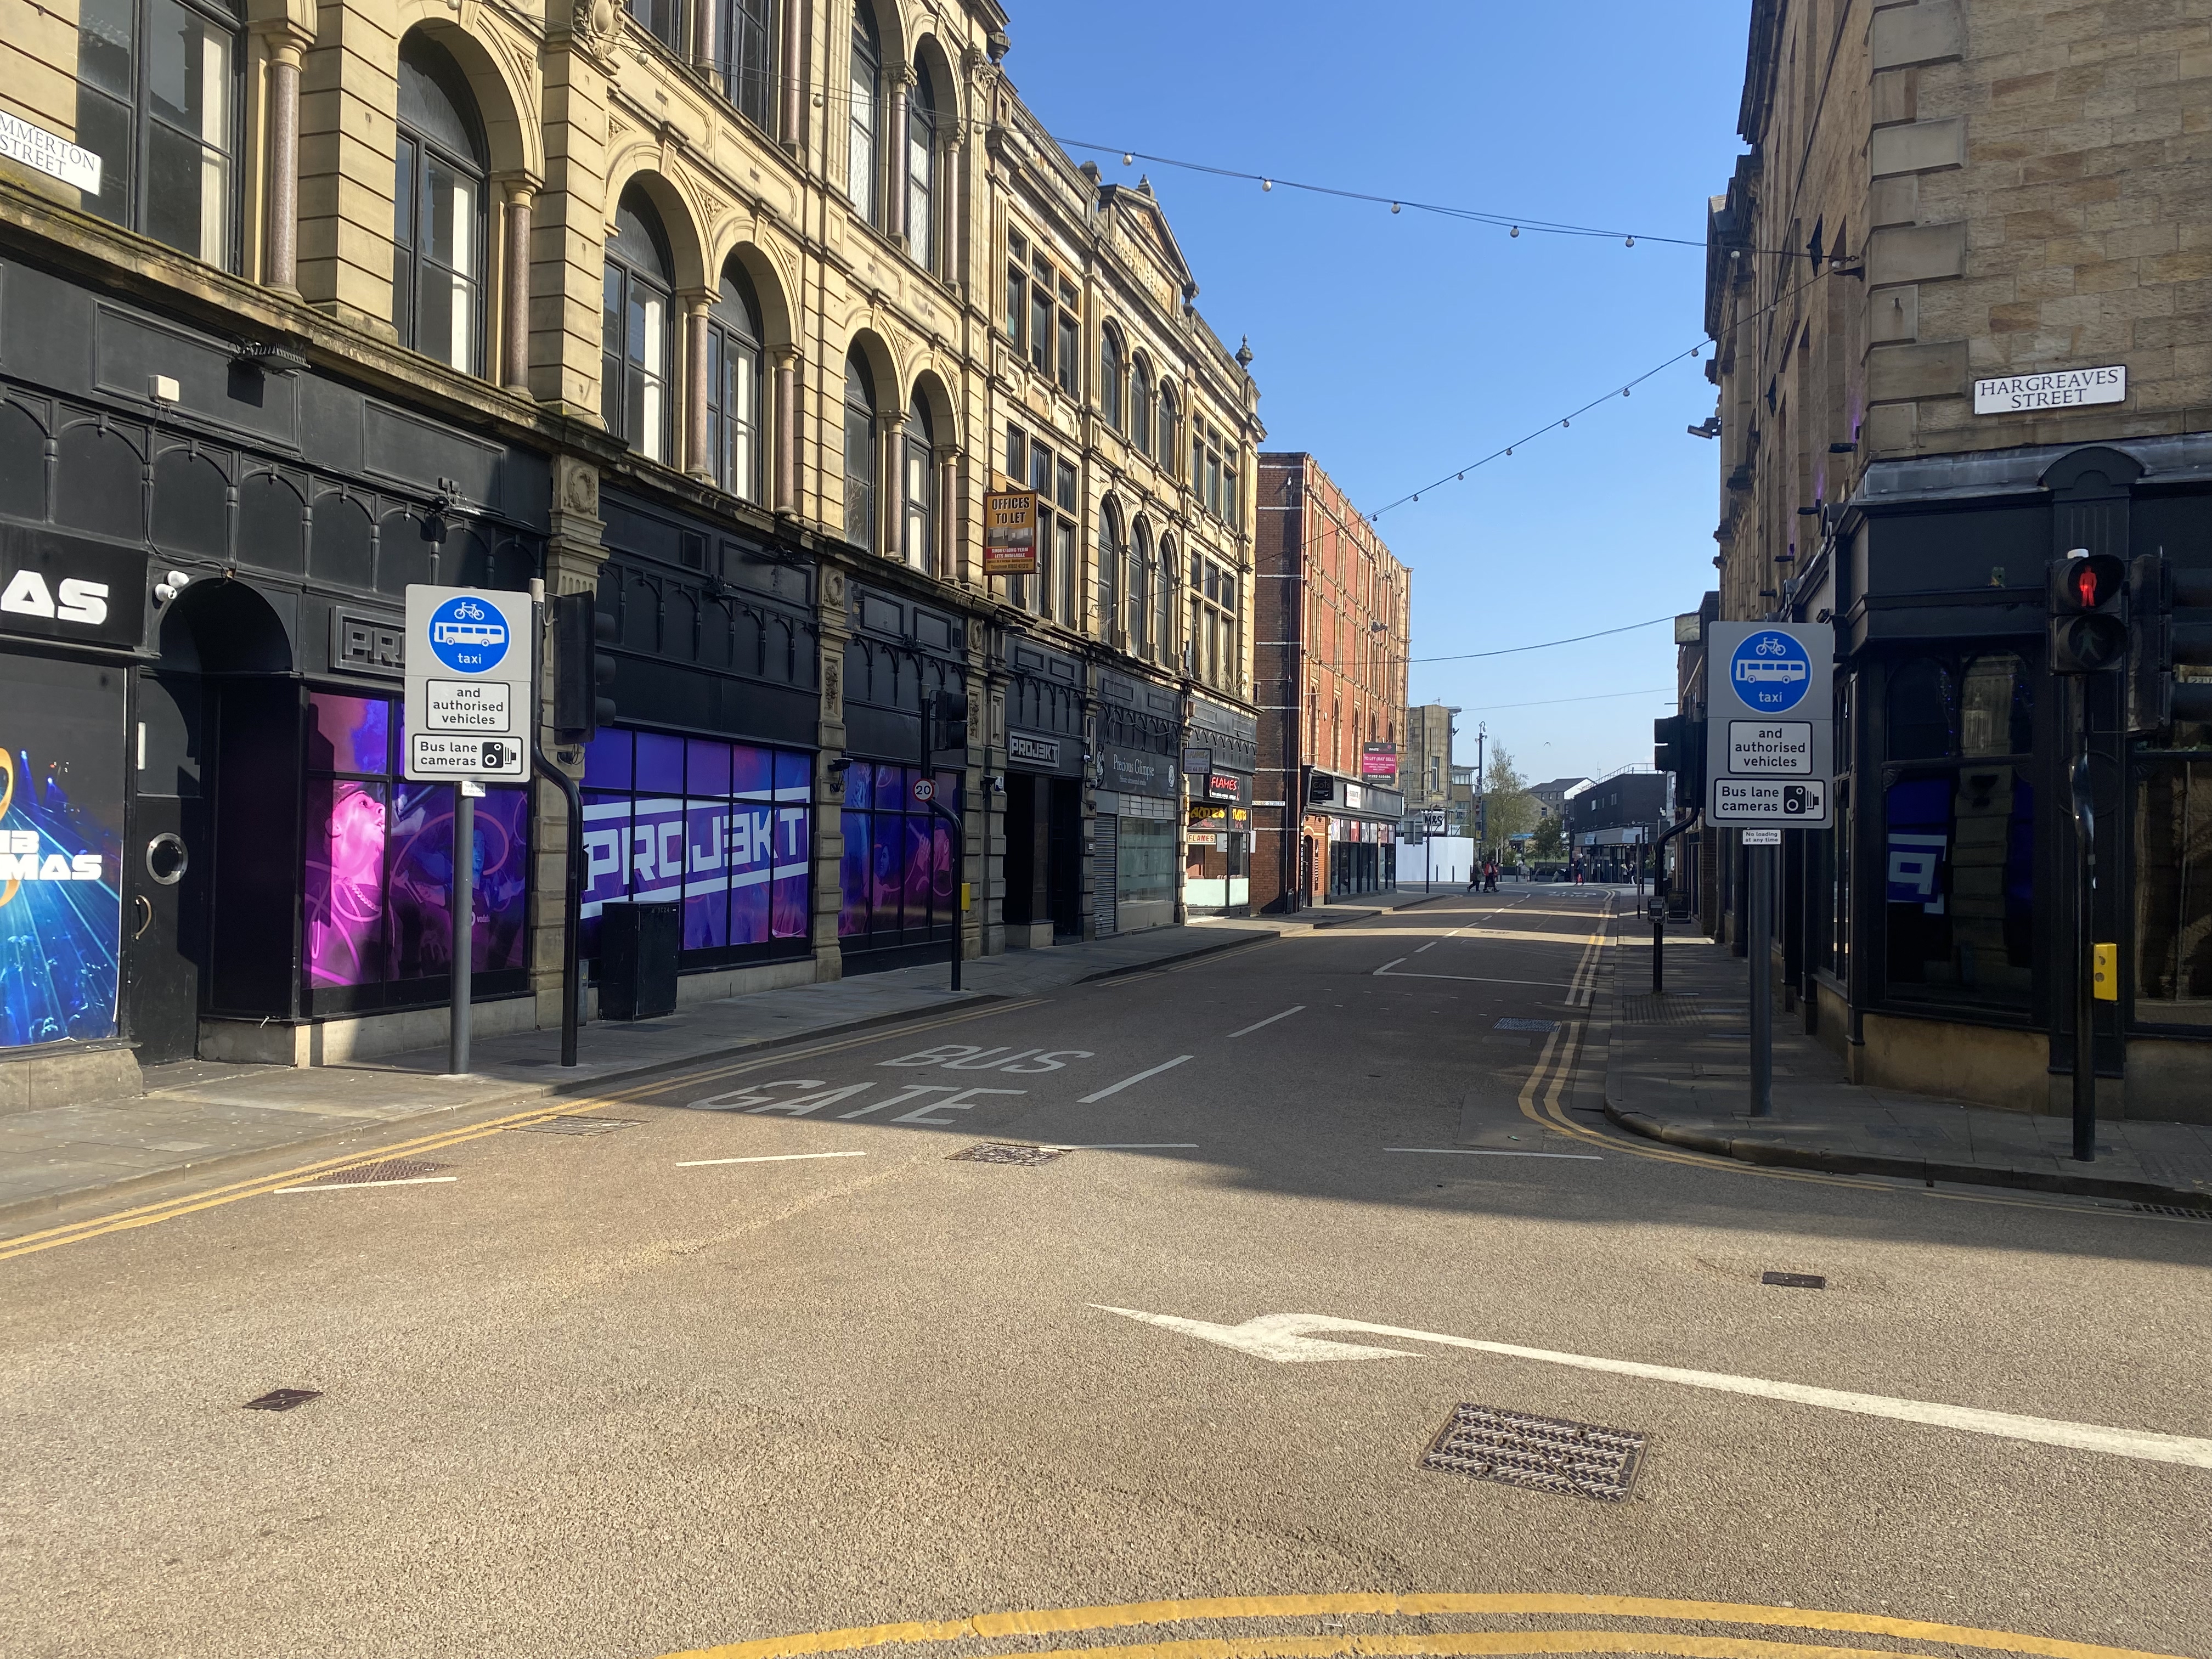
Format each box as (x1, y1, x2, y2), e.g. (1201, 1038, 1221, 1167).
(1647, 811, 1701, 995)
(2070, 680, 2097, 1163)
(1748, 838, 1774, 1117)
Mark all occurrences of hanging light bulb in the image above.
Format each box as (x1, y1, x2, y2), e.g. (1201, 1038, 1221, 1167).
(1457, 472, 1464, 481)
(1626, 235, 1635, 247)
(1390, 202, 1401, 214)
(1262, 178, 1273, 191)
(1122, 152, 1133, 166)
(1622, 387, 1631, 397)
(1505, 448, 1513, 456)
(1509, 226, 1520, 238)
(1561, 419, 1570, 428)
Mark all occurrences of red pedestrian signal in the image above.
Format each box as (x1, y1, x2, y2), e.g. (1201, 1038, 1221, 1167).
(2047, 552, 2128, 675)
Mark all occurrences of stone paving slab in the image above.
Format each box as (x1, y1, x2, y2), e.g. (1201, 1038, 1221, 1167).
(0, 920, 1280, 1230)
(1601, 927, 2212, 1211)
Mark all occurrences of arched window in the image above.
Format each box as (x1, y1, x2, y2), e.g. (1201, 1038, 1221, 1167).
(707, 263, 764, 501)
(1098, 500, 1123, 640)
(902, 394, 934, 571)
(847, 5, 882, 227)
(1130, 520, 1153, 658)
(393, 33, 488, 374)
(843, 350, 878, 551)
(1158, 383, 1179, 478)
(74, 0, 242, 267)
(1131, 357, 1153, 454)
(602, 191, 674, 461)
(1100, 328, 1124, 431)
(1155, 534, 1176, 664)
(906, 66, 937, 271)
(719, 0, 776, 132)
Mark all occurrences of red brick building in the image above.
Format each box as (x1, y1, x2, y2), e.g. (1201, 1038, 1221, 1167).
(1253, 454, 1412, 911)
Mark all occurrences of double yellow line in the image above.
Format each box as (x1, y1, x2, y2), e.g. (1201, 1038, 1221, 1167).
(0, 998, 1041, 1265)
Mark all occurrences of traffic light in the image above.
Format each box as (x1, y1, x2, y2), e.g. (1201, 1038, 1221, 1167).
(552, 590, 618, 744)
(2128, 552, 2212, 732)
(1652, 709, 1707, 804)
(2046, 551, 2128, 675)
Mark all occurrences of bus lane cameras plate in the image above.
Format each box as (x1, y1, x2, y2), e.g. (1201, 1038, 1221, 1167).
(1709, 776, 1827, 827)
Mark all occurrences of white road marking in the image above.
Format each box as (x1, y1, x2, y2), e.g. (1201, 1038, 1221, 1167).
(1375, 969, 1576, 988)
(1414, 941, 1437, 953)
(274, 1176, 458, 1193)
(839, 1084, 960, 1119)
(1386, 1146, 1602, 1161)
(675, 1151, 868, 1168)
(893, 1085, 1025, 1124)
(1091, 1307, 2212, 1471)
(1078, 1055, 1194, 1102)
(1372, 958, 1407, 975)
(1225, 1006, 1304, 1038)
(1057, 1143, 1201, 1150)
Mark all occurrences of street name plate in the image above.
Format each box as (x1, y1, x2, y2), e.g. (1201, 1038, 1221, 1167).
(1727, 720, 1811, 775)
(404, 585, 534, 781)
(1705, 622, 1834, 829)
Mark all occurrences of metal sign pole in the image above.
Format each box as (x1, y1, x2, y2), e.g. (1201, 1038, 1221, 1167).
(448, 783, 475, 1075)
(1748, 838, 1773, 1116)
(2071, 677, 2097, 1163)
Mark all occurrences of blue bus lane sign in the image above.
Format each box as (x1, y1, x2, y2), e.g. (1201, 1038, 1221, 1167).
(403, 585, 534, 782)
(1705, 621, 1833, 828)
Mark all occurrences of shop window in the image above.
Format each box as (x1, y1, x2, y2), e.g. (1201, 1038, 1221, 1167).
(602, 191, 675, 463)
(1116, 817, 1176, 905)
(75, 0, 240, 267)
(579, 726, 811, 967)
(302, 691, 529, 1013)
(0, 654, 126, 1050)
(2134, 759, 2212, 1028)
(1882, 768, 2034, 1011)
(1959, 653, 2034, 757)
(393, 33, 488, 375)
(838, 761, 960, 940)
(1886, 658, 1956, 760)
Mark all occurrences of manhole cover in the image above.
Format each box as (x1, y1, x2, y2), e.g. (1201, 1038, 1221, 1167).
(507, 1116, 645, 1136)
(1421, 1403, 1646, 1502)
(1494, 1018, 1560, 1033)
(1761, 1271, 1827, 1289)
(243, 1389, 321, 1412)
(293, 1159, 450, 1188)
(947, 1142, 1066, 1166)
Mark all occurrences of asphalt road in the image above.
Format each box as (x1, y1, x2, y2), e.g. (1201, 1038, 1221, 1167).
(2, 888, 2208, 1659)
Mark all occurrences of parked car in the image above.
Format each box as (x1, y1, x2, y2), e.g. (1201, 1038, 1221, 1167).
(1530, 861, 1569, 883)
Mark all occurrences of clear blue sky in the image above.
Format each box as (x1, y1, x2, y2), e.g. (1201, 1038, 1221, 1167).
(1005, 1, 1752, 788)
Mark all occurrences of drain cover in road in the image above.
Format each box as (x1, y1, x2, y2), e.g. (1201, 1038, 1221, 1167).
(242, 1389, 321, 1412)
(947, 1142, 1066, 1166)
(507, 1116, 645, 1136)
(295, 1159, 450, 1188)
(1762, 1271, 1827, 1289)
(1494, 1018, 1560, 1033)
(1421, 1403, 1646, 1502)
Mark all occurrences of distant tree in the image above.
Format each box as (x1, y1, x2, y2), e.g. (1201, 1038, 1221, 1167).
(1531, 816, 1566, 860)
(1482, 746, 1536, 855)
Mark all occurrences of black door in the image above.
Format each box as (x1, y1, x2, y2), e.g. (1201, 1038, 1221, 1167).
(1003, 773, 1043, 927)
(1048, 777, 1084, 938)
(123, 672, 209, 1063)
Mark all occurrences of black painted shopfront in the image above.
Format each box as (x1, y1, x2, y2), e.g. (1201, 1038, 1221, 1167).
(1002, 633, 1085, 942)
(1093, 668, 1181, 936)
(0, 253, 548, 1073)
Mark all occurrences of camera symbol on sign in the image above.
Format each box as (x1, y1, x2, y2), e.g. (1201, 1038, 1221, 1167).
(1782, 785, 1812, 815)
(481, 740, 508, 769)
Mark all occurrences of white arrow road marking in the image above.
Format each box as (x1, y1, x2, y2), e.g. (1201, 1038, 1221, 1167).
(1089, 1307, 2212, 1471)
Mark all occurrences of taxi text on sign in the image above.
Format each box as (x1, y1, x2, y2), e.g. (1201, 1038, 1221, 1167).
(1705, 621, 1834, 828)
(403, 585, 534, 782)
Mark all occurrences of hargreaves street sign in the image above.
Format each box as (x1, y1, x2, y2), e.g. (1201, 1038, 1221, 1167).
(1705, 620, 1833, 828)
(404, 585, 533, 782)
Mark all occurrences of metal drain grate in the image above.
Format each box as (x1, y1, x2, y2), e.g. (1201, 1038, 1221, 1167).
(1615, 996, 1704, 1027)
(1421, 1403, 1646, 1502)
(947, 1142, 1066, 1166)
(2130, 1203, 2212, 1220)
(243, 1389, 321, 1412)
(507, 1116, 645, 1136)
(295, 1159, 450, 1188)
(1494, 1018, 1560, 1034)
(1762, 1271, 1827, 1289)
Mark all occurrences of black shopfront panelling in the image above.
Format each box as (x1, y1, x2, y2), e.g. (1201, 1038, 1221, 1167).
(0, 254, 551, 1033)
(597, 488, 819, 746)
(842, 581, 967, 761)
(1097, 669, 1180, 798)
(1005, 634, 1082, 777)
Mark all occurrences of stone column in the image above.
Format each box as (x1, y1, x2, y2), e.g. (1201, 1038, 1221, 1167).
(682, 290, 713, 480)
(885, 67, 913, 244)
(878, 409, 906, 561)
(499, 178, 536, 393)
(774, 345, 800, 514)
(778, 0, 804, 153)
(935, 444, 958, 582)
(536, 455, 606, 1027)
(258, 24, 311, 291)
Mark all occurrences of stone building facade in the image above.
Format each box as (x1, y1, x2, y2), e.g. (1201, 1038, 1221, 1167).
(1701, 0, 2212, 1120)
(1251, 452, 1409, 911)
(0, 0, 1261, 1099)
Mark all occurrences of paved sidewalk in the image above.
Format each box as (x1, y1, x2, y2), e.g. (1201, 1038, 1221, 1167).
(1598, 923, 2212, 1211)
(0, 919, 1279, 1229)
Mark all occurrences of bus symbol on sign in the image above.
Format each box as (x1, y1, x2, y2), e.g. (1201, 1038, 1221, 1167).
(1730, 630, 1812, 713)
(426, 597, 510, 673)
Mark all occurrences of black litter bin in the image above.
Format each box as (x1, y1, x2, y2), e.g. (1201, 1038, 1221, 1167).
(599, 900, 679, 1020)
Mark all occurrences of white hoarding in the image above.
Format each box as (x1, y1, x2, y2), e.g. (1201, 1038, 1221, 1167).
(403, 585, 534, 782)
